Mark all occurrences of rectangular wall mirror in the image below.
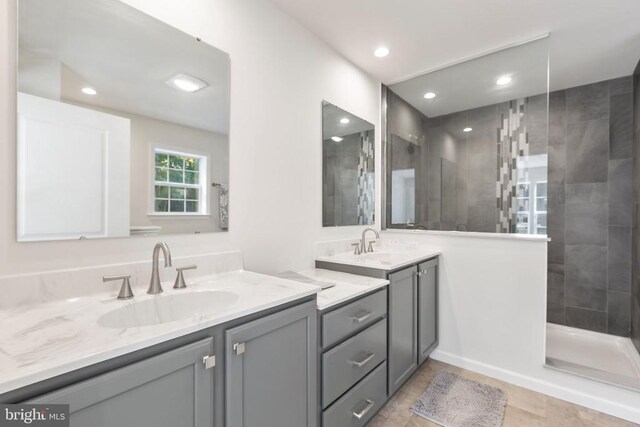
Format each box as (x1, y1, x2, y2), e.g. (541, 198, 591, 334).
(17, 0, 230, 241)
(322, 101, 375, 227)
(384, 37, 549, 234)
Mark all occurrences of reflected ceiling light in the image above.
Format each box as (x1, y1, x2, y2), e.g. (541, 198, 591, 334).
(374, 47, 389, 58)
(423, 92, 436, 99)
(463, 127, 473, 132)
(496, 75, 512, 86)
(82, 87, 97, 95)
(340, 118, 350, 124)
(166, 73, 208, 93)
(331, 136, 343, 142)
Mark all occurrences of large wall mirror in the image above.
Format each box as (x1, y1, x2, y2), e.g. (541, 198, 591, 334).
(322, 101, 375, 227)
(384, 37, 549, 234)
(17, 0, 230, 241)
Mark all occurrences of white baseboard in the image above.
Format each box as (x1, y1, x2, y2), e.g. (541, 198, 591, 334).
(430, 350, 640, 424)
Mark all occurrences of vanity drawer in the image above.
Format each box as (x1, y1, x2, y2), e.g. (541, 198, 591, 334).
(322, 289, 387, 348)
(322, 318, 387, 407)
(322, 361, 387, 427)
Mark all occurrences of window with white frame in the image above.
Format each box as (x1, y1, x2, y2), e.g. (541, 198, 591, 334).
(534, 181, 547, 235)
(153, 149, 207, 215)
(515, 182, 530, 234)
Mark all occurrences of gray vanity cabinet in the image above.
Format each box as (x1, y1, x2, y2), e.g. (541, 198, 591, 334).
(225, 300, 317, 427)
(387, 266, 418, 396)
(29, 338, 216, 427)
(418, 258, 438, 365)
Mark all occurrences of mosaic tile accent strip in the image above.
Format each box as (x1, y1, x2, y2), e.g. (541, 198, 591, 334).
(357, 130, 375, 225)
(496, 98, 528, 233)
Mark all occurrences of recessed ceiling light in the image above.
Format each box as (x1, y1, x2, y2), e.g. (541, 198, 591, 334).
(331, 136, 344, 142)
(340, 118, 350, 124)
(463, 127, 473, 132)
(496, 75, 512, 86)
(82, 87, 97, 95)
(374, 47, 389, 58)
(423, 92, 436, 99)
(166, 73, 208, 93)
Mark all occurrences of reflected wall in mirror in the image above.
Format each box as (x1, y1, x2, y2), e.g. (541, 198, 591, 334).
(385, 37, 549, 235)
(17, 0, 230, 241)
(322, 101, 375, 227)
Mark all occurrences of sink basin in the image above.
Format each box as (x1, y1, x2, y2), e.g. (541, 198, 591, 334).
(98, 290, 239, 329)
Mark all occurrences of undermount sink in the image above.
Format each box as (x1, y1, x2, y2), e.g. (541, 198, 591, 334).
(98, 290, 239, 329)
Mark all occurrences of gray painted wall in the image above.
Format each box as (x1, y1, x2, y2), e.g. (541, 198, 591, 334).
(547, 76, 634, 336)
(633, 65, 640, 352)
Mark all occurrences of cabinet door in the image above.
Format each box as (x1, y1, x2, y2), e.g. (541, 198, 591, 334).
(387, 266, 418, 396)
(226, 301, 317, 427)
(418, 258, 439, 365)
(28, 338, 215, 427)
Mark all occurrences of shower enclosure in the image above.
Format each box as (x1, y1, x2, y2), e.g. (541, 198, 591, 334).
(382, 37, 640, 392)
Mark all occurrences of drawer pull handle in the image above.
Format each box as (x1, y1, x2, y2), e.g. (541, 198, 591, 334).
(352, 351, 375, 368)
(351, 310, 373, 323)
(352, 399, 375, 420)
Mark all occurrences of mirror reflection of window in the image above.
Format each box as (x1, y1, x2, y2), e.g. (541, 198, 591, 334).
(153, 150, 208, 215)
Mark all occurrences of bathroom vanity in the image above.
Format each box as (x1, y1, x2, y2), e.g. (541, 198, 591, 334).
(316, 245, 440, 398)
(0, 254, 320, 427)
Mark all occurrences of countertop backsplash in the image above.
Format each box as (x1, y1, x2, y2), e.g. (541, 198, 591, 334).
(0, 251, 244, 309)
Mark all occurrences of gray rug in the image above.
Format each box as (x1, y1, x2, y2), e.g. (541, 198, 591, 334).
(410, 370, 507, 427)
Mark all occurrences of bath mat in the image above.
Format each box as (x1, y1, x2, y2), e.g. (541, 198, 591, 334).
(410, 370, 507, 427)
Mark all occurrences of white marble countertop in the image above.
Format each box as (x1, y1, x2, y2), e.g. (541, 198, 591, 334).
(316, 247, 441, 271)
(279, 269, 389, 311)
(0, 270, 319, 396)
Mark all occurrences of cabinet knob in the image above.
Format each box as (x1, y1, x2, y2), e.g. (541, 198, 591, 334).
(233, 342, 246, 355)
(202, 355, 216, 370)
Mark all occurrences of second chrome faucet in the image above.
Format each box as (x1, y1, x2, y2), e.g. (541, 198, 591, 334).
(148, 242, 172, 294)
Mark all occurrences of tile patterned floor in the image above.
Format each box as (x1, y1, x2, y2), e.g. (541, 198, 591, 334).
(368, 359, 638, 427)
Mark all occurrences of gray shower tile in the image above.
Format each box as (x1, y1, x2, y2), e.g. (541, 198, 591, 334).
(548, 263, 565, 289)
(547, 144, 566, 186)
(607, 291, 631, 337)
(565, 183, 608, 246)
(547, 286, 566, 325)
(549, 92, 566, 149)
(566, 119, 609, 184)
(547, 189, 565, 264)
(565, 81, 609, 123)
(632, 298, 640, 352)
(610, 93, 633, 160)
(608, 226, 632, 292)
(609, 76, 633, 96)
(565, 245, 607, 311)
(527, 94, 548, 156)
(565, 307, 607, 333)
(609, 159, 633, 226)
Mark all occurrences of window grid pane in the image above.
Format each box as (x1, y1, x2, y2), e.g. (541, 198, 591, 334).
(153, 150, 204, 214)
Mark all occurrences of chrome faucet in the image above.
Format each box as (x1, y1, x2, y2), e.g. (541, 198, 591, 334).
(148, 242, 172, 294)
(360, 228, 380, 254)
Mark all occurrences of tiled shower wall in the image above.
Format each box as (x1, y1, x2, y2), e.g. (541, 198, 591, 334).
(547, 76, 635, 335)
(323, 131, 374, 226)
(633, 65, 640, 352)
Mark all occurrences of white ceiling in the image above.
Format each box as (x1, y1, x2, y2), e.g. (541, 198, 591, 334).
(19, 0, 230, 134)
(269, 0, 640, 92)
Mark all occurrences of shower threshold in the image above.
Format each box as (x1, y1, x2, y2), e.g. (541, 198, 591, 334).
(545, 323, 640, 391)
